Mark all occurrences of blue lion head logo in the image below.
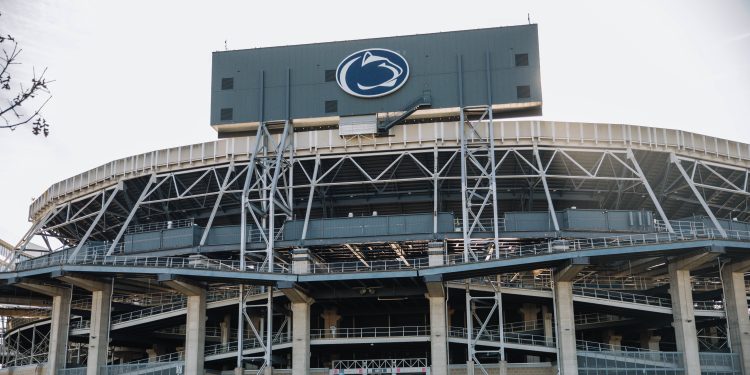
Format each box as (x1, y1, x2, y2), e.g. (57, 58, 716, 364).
(336, 48, 409, 98)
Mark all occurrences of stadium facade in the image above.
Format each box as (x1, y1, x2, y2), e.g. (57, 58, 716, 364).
(1, 24, 750, 375)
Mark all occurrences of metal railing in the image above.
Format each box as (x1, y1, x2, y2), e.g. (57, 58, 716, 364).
(454, 218, 506, 232)
(57, 368, 86, 375)
(10, 228, 750, 277)
(447, 229, 750, 266)
(448, 327, 554, 348)
(332, 358, 428, 370)
(72, 286, 265, 330)
(100, 361, 184, 375)
(656, 219, 706, 234)
(311, 257, 428, 274)
(699, 352, 742, 374)
(574, 312, 629, 326)
(126, 219, 194, 235)
(310, 325, 429, 339)
(573, 287, 672, 309)
(578, 350, 684, 373)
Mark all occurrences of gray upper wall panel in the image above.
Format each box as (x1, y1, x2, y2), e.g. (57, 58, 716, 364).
(210, 24, 541, 126)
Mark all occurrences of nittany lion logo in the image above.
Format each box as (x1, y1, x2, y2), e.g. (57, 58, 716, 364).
(336, 48, 409, 98)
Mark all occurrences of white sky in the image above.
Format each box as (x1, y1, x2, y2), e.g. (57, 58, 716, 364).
(0, 0, 749, 244)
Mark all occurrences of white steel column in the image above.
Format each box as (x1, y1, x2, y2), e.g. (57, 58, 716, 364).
(533, 144, 560, 232)
(670, 154, 727, 237)
(627, 149, 673, 233)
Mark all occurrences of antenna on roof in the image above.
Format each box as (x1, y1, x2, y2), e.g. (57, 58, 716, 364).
(528, 13, 531, 24)
(224, 39, 228, 51)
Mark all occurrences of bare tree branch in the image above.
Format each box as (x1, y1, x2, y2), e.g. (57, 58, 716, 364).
(0, 11, 53, 136)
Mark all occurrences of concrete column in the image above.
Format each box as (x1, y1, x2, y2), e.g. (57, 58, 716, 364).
(57, 276, 116, 375)
(553, 280, 577, 375)
(519, 303, 541, 362)
(48, 291, 72, 375)
(15, 282, 71, 375)
(185, 291, 207, 374)
(221, 313, 231, 346)
(163, 278, 206, 375)
(519, 303, 540, 324)
(428, 296, 448, 375)
(87, 284, 113, 375)
(668, 264, 701, 375)
(146, 348, 158, 362)
(428, 241, 445, 267)
(640, 331, 661, 351)
(542, 306, 554, 346)
(722, 267, 750, 374)
(291, 301, 311, 375)
(605, 330, 622, 351)
(291, 248, 310, 274)
(321, 308, 341, 338)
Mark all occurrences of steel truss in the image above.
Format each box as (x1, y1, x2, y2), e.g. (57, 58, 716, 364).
(1, 323, 50, 367)
(465, 280, 505, 375)
(13, 144, 695, 266)
(669, 154, 750, 235)
(237, 69, 294, 373)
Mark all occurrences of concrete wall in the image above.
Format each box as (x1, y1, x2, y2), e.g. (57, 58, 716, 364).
(0, 364, 46, 375)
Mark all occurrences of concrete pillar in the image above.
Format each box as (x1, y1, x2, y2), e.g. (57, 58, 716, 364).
(640, 332, 661, 351)
(185, 291, 207, 374)
(291, 248, 310, 274)
(553, 280, 577, 375)
(542, 306, 554, 346)
(519, 303, 541, 362)
(48, 291, 72, 375)
(668, 264, 701, 375)
(722, 267, 750, 374)
(428, 296, 448, 375)
(291, 301, 311, 375)
(87, 284, 113, 375)
(163, 278, 206, 375)
(321, 308, 341, 338)
(428, 241, 445, 267)
(57, 276, 116, 375)
(605, 330, 622, 351)
(146, 348, 158, 362)
(15, 282, 71, 375)
(221, 313, 232, 346)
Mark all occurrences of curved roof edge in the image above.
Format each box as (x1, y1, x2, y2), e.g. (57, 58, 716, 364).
(28, 121, 750, 222)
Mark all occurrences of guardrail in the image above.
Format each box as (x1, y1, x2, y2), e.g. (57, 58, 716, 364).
(72, 286, 266, 331)
(310, 325, 429, 339)
(126, 219, 195, 235)
(574, 287, 672, 308)
(311, 257, 428, 273)
(332, 358, 428, 371)
(10, 228, 750, 277)
(448, 327, 554, 348)
(577, 350, 685, 372)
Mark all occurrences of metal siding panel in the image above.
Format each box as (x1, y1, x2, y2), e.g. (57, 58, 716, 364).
(211, 25, 541, 125)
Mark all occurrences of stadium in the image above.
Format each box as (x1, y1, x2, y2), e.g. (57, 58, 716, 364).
(1, 24, 750, 375)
